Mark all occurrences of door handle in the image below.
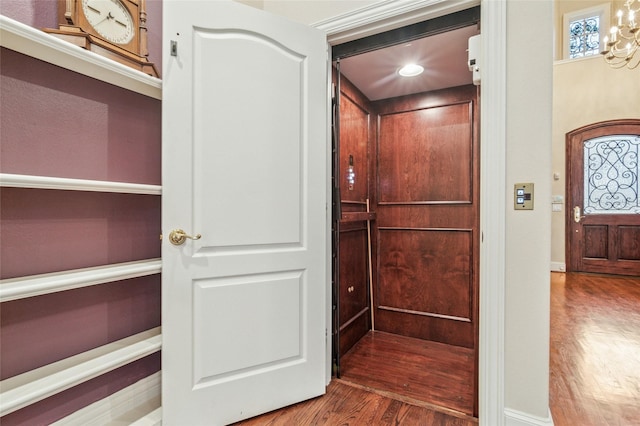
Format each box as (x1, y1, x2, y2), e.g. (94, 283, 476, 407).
(573, 206, 585, 223)
(169, 229, 202, 245)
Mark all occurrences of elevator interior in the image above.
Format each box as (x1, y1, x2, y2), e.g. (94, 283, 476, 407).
(331, 6, 481, 417)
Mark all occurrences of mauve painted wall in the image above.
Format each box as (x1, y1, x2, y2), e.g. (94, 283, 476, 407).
(0, 2, 162, 423)
(1, 275, 161, 379)
(1, 188, 160, 279)
(1, 48, 161, 183)
(0, 0, 163, 77)
(0, 0, 57, 31)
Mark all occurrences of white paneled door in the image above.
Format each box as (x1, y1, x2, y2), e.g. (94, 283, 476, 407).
(162, 1, 328, 424)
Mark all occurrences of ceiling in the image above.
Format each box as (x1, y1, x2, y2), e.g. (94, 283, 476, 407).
(338, 25, 480, 101)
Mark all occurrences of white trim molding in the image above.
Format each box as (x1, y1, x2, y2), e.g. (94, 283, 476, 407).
(0, 173, 162, 195)
(479, 0, 507, 424)
(130, 407, 162, 426)
(314, 1, 506, 425)
(0, 259, 161, 302)
(0, 15, 162, 100)
(550, 262, 566, 272)
(505, 408, 555, 426)
(314, 0, 479, 44)
(52, 372, 161, 426)
(0, 327, 161, 416)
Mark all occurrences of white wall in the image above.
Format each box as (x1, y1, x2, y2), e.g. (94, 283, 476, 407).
(505, 0, 553, 421)
(256, 0, 554, 423)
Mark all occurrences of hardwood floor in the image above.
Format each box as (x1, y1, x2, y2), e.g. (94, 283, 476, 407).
(238, 272, 640, 425)
(339, 331, 475, 416)
(236, 331, 476, 425)
(550, 272, 640, 426)
(234, 380, 477, 426)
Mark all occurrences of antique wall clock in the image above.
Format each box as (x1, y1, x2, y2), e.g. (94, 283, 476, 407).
(44, 0, 158, 77)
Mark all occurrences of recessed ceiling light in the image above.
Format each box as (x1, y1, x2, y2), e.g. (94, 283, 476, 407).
(398, 64, 424, 77)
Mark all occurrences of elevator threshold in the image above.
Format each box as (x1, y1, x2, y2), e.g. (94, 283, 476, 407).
(339, 331, 476, 417)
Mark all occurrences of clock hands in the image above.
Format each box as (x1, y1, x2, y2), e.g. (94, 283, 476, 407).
(93, 12, 125, 30)
(83, 0, 133, 44)
(93, 12, 115, 28)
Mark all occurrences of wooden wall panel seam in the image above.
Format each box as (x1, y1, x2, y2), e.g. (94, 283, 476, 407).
(378, 201, 473, 205)
(376, 98, 474, 116)
(378, 227, 473, 232)
(378, 305, 471, 322)
(339, 307, 370, 331)
(340, 227, 368, 233)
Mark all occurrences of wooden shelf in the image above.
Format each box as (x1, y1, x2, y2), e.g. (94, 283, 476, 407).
(0, 15, 161, 100)
(340, 212, 376, 222)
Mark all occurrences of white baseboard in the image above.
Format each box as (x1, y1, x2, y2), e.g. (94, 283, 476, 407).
(550, 262, 566, 272)
(53, 372, 160, 425)
(505, 408, 554, 426)
(129, 407, 162, 426)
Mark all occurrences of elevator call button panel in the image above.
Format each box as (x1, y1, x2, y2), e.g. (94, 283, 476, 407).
(514, 183, 534, 210)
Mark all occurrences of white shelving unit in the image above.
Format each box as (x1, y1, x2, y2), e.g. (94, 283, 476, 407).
(1, 14, 163, 423)
(0, 328, 162, 417)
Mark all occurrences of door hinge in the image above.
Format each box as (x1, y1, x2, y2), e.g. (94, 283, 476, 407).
(170, 40, 178, 57)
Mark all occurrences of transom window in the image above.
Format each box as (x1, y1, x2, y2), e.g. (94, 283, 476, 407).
(569, 15, 600, 58)
(563, 4, 610, 60)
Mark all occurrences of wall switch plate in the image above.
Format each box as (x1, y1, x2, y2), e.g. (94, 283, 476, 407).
(514, 183, 534, 210)
(552, 203, 562, 212)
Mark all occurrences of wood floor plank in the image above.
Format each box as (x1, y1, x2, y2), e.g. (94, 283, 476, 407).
(339, 331, 475, 415)
(234, 380, 477, 426)
(550, 272, 640, 426)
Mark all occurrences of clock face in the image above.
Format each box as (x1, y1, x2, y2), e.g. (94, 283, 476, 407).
(82, 0, 134, 45)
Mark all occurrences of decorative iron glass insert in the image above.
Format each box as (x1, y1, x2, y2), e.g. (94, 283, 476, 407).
(584, 135, 640, 214)
(569, 15, 600, 58)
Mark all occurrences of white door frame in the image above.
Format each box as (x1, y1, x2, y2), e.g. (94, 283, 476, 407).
(315, 1, 506, 424)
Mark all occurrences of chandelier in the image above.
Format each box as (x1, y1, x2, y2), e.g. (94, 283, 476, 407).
(601, 0, 640, 69)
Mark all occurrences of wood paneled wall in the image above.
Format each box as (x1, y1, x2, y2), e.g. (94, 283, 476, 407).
(337, 75, 480, 357)
(337, 74, 375, 356)
(338, 224, 370, 356)
(373, 85, 479, 349)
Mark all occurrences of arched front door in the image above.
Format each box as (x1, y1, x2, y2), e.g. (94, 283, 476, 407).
(566, 119, 640, 276)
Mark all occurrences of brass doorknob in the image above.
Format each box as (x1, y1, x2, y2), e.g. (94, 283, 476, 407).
(169, 229, 202, 246)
